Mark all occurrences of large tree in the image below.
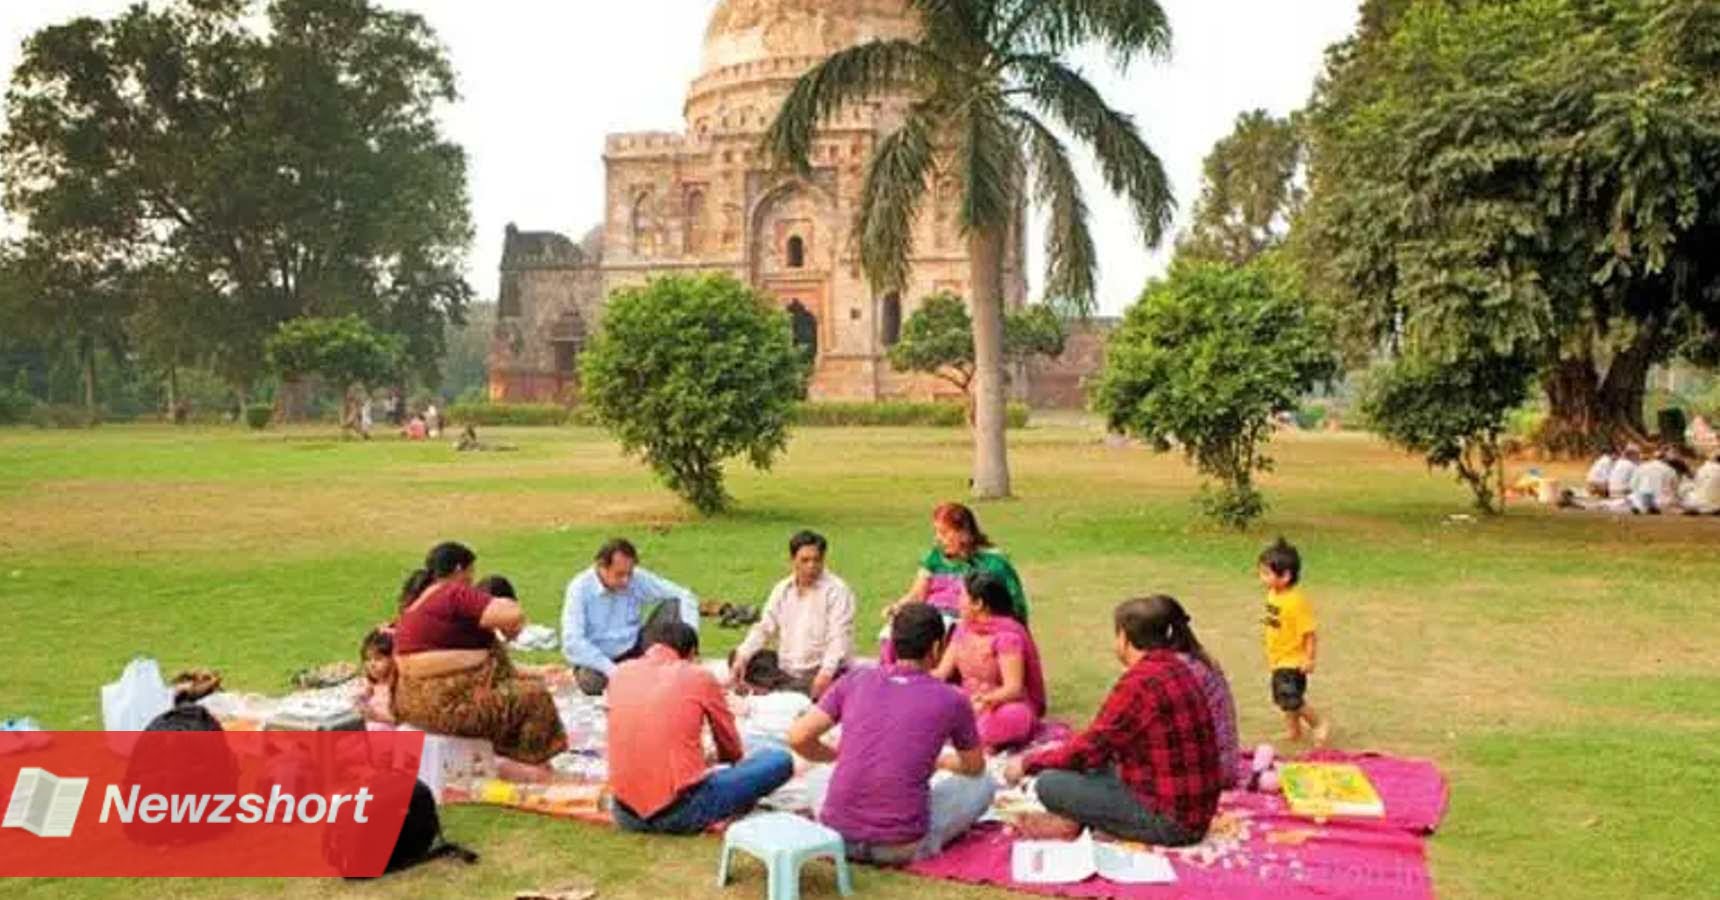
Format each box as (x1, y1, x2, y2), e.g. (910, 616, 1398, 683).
(1299, 0, 1720, 453)
(0, 0, 474, 400)
(1177, 110, 1304, 266)
(887, 292, 1066, 419)
(765, 1, 1176, 499)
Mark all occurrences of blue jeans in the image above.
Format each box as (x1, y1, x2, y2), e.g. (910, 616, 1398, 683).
(843, 774, 996, 865)
(613, 749, 794, 835)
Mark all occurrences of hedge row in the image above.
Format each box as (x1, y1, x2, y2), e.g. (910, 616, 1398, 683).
(443, 400, 1031, 429)
(791, 401, 1031, 429)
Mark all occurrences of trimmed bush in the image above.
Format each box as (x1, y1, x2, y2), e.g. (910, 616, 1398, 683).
(244, 404, 273, 430)
(0, 386, 33, 425)
(30, 404, 99, 429)
(446, 402, 571, 427)
(792, 401, 1030, 428)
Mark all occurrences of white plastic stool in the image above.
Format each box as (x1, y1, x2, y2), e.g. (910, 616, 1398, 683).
(717, 812, 854, 900)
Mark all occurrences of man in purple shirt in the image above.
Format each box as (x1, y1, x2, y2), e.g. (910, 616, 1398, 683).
(789, 604, 995, 864)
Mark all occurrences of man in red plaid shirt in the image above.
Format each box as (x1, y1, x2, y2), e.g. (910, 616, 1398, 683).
(1005, 596, 1224, 845)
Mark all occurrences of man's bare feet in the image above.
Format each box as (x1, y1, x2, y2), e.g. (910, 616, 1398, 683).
(1014, 811, 1083, 841)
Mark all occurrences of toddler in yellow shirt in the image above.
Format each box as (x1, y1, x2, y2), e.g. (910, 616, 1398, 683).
(1258, 537, 1330, 746)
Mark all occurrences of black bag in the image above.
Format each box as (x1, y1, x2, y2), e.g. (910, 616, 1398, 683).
(336, 779, 478, 878)
(387, 780, 478, 873)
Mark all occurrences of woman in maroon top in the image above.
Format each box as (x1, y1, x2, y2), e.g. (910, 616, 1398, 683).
(391, 542, 567, 763)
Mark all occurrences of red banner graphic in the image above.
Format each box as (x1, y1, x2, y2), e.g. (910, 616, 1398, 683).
(0, 731, 424, 877)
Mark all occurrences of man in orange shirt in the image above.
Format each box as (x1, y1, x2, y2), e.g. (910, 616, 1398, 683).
(607, 621, 792, 834)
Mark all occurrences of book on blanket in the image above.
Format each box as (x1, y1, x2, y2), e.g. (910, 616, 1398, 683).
(1279, 762, 1385, 818)
(1010, 830, 1176, 886)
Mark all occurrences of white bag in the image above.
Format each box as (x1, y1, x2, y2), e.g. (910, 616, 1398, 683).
(101, 657, 173, 738)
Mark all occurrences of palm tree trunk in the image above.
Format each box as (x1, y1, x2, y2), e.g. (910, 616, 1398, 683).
(969, 226, 1012, 499)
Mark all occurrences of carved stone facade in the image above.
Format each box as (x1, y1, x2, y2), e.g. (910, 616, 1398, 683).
(490, 0, 1082, 404)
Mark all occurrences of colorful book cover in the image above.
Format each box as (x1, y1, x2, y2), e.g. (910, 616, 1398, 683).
(1279, 763, 1385, 818)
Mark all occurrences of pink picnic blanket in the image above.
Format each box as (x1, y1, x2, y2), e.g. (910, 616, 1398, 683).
(906, 751, 1448, 900)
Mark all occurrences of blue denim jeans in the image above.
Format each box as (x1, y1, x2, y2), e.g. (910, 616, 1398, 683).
(612, 749, 794, 835)
(843, 774, 996, 865)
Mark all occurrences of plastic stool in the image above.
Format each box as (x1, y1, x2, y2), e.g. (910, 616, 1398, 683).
(716, 812, 854, 900)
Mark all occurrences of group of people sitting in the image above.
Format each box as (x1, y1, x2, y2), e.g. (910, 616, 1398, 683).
(1583, 444, 1720, 515)
(358, 501, 1248, 863)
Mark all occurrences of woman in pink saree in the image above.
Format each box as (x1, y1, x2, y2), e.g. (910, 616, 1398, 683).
(933, 571, 1047, 749)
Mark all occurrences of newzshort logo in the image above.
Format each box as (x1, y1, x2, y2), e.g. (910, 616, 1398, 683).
(3, 765, 378, 838)
(4, 768, 89, 838)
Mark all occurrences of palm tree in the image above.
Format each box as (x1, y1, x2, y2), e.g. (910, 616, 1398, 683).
(765, 1, 1175, 499)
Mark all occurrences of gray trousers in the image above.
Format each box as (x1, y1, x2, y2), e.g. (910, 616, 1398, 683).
(1035, 769, 1201, 847)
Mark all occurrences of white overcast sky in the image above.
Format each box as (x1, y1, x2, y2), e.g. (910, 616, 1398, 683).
(1, 1, 1359, 315)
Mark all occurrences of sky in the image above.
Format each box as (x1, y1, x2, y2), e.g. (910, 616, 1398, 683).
(0, 0, 1360, 315)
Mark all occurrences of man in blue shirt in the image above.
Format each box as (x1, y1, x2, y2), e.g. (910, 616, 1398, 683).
(562, 538, 701, 695)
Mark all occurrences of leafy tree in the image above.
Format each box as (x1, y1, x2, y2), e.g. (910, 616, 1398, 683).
(1094, 260, 1339, 529)
(887, 293, 1067, 416)
(580, 275, 806, 515)
(766, 1, 1176, 499)
(1361, 351, 1537, 514)
(0, 0, 473, 398)
(264, 316, 402, 434)
(1177, 110, 1304, 266)
(0, 236, 132, 416)
(1299, 0, 1720, 453)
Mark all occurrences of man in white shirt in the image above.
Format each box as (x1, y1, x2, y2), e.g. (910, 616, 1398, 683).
(1607, 445, 1641, 501)
(1682, 451, 1720, 515)
(1585, 449, 1616, 497)
(1630, 450, 1681, 515)
(731, 530, 857, 699)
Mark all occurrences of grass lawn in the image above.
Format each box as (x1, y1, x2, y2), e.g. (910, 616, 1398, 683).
(1, 421, 1716, 898)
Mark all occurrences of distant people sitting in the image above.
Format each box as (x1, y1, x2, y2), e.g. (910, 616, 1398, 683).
(607, 621, 792, 835)
(425, 402, 442, 438)
(790, 604, 995, 865)
(1004, 597, 1223, 847)
(1682, 450, 1720, 515)
(562, 538, 700, 696)
(1585, 447, 1616, 497)
(1630, 450, 1682, 515)
(392, 542, 567, 763)
(1607, 445, 1642, 501)
(405, 415, 428, 440)
(931, 572, 1047, 750)
(731, 531, 856, 699)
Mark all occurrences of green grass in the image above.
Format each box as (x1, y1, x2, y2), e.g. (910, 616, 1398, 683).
(2, 422, 1718, 898)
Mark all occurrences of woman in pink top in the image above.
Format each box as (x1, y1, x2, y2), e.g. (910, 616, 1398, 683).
(933, 572, 1047, 749)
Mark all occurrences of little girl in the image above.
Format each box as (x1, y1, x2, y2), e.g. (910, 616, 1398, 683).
(359, 627, 397, 729)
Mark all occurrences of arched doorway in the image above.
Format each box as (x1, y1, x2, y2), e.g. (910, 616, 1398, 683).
(786, 300, 818, 361)
(881, 292, 902, 347)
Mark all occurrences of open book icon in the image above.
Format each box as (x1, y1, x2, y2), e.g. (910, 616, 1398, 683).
(1011, 829, 1176, 885)
(4, 767, 89, 838)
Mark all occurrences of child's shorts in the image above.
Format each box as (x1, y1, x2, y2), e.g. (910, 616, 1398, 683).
(1271, 668, 1308, 712)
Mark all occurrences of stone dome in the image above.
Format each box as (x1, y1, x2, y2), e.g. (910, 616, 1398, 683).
(700, 0, 918, 75)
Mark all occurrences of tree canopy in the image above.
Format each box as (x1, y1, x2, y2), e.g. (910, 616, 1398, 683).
(580, 275, 806, 515)
(764, 0, 1177, 498)
(1095, 259, 1339, 528)
(1177, 110, 1304, 266)
(887, 293, 1067, 401)
(0, 0, 474, 398)
(1298, 0, 1720, 452)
